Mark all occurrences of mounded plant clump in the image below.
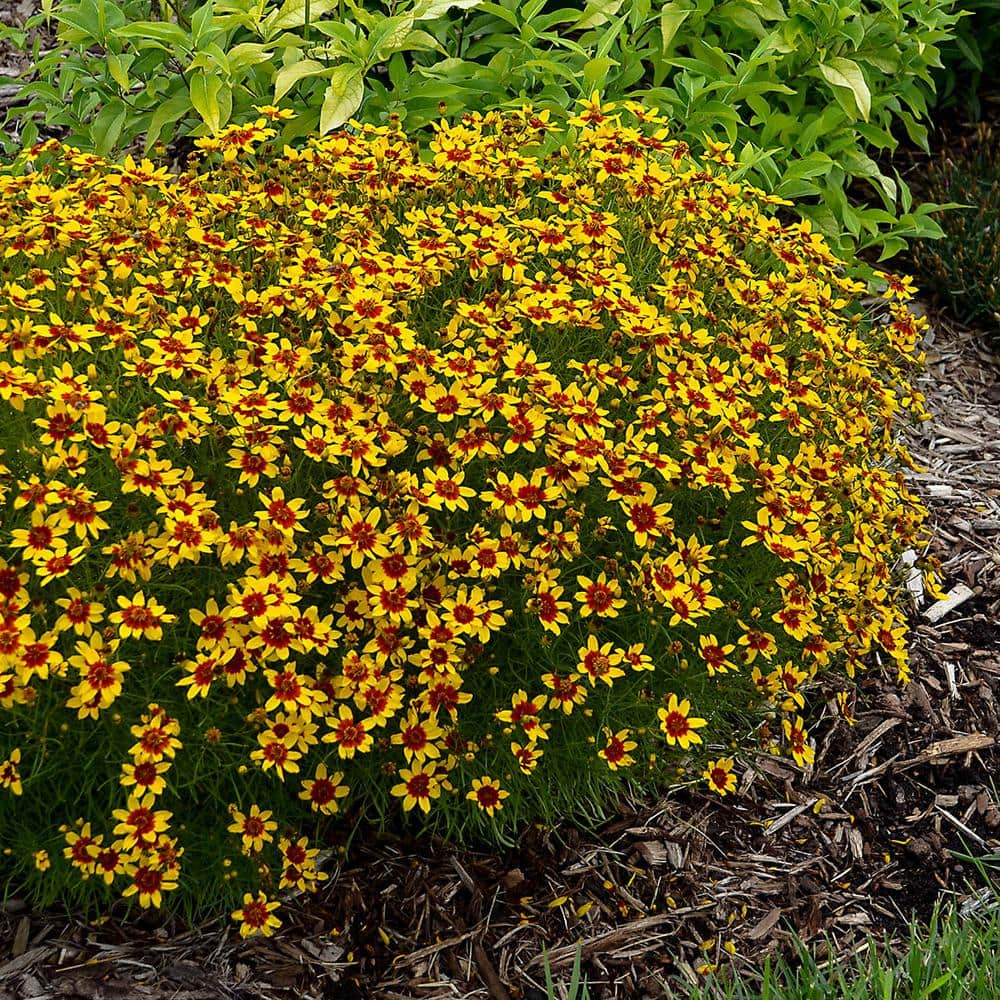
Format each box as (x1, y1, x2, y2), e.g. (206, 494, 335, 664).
(0, 100, 935, 929)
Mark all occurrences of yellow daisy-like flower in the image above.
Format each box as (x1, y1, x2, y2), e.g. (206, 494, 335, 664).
(510, 740, 543, 775)
(227, 803, 277, 854)
(574, 571, 626, 618)
(298, 763, 350, 815)
(0, 748, 23, 795)
(783, 716, 815, 768)
(109, 591, 175, 641)
(466, 776, 509, 817)
(598, 729, 637, 771)
(121, 857, 179, 909)
(703, 758, 738, 795)
(657, 694, 707, 749)
(391, 762, 442, 814)
(232, 891, 282, 938)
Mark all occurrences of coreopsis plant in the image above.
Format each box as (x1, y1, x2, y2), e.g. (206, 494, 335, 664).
(0, 99, 936, 922)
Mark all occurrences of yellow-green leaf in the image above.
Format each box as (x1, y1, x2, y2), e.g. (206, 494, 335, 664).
(106, 52, 132, 91)
(319, 65, 364, 134)
(660, 2, 690, 51)
(264, 0, 338, 33)
(817, 57, 871, 122)
(189, 71, 223, 134)
(576, 0, 624, 31)
(273, 57, 328, 103)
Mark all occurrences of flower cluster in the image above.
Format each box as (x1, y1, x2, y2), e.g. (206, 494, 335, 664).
(0, 99, 934, 920)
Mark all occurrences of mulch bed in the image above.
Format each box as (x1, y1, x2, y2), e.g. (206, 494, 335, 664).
(0, 310, 998, 1000)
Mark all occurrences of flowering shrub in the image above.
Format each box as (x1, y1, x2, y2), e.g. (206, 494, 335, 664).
(0, 99, 936, 924)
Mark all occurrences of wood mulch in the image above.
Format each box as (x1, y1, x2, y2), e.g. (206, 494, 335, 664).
(0, 308, 998, 1000)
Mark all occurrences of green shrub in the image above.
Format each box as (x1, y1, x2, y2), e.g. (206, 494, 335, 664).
(933, 0, 1000, 120)
(0, 103, 933, 926)
(908, 122, 1000, 341)
(1, 0, 964, 266)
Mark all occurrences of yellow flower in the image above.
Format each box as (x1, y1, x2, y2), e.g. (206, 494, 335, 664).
(0, 748, 23, 795)
(121, 857, 179, 909)
(574, 571, 626, 618)
(33, 849, 50, 872)
(510, 740, 543, 775)
(657, 694, 708, 749)
(109, 591, 175, 641)
(783, 717, 815, 768)
(227, 804, 277, 854)
(232, 892, 282, 938)
(391, 762, 442, 813)
(467, 776, 509, 817)
(120, 759, 171, 797)
(598, 729, 637, 770)
(703, 758, 737, 796)
(298, 763, 350, 815)
(111, 793, 173, 850)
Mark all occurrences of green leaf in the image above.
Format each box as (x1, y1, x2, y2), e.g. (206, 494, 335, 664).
(226, 42, 275, 72)
(273, 58, 329, 101)
(817, 56, 871, 121)
(474, 2, 518, 28)
(411, 0, 483, 21)
(582, 56, 618, 87)
(106, 52, 133, 91)
(55, 5, 102, 41)
(367, 13, 416, 60)
(190, 2, 215, 47)
(189, 70, 225, 133)
(263, 0, 339, 34)
(751, 0, 785, 20)
(575, 0, 625, 30)
(398, 29, 442, 52)
(876, 236, 908, 262)
(310, 20, 360, 49)
(660, 3, 690, 51)
(117, 21, 192, 50)
(955, 31, 983, 72)
(320, 64, 363, 133)
(144, 89, 192, 153)
(91, 98, 127, 155)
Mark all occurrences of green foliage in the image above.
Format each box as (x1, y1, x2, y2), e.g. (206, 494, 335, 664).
(626, 0, 962, 264)
(908, 123, 1000, 342)
(1, 0, 966, 266)
(4, 0, 461, 156)
(933, 1, 1000, 121)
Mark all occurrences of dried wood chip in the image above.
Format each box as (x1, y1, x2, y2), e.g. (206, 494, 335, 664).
(11, 918, 28, 959)
(923, 583, 977, 623)
(764, 801, 814, 838)
(0, 947, 54, 981)
(525, 914, 676, 971)
(634, 841, 669, 868)
(746, 907, 782, 941)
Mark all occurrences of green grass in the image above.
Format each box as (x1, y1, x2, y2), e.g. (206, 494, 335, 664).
(547, 890, 1000, 1000)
